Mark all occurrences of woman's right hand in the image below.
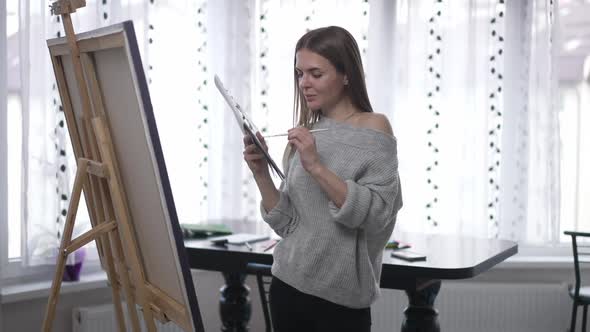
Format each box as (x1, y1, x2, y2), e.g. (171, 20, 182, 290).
(243, 132, 270, 177)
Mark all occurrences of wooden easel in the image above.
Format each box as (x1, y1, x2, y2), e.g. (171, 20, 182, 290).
(42, 1, 192, 331)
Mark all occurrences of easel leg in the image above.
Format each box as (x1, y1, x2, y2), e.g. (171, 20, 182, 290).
(42, 160, 88, 332)
(110, 228, 143, 332)
(95, 180, 139, 332)
(83, 162, 127, 331)
(97, 225, 128, 332)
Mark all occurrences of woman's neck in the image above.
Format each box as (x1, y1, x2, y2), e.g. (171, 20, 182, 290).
(321, 97, 359, 122)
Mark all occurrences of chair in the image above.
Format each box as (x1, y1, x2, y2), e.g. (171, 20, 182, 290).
(246, 263, 273, 332)
(565, 231, 590, 332)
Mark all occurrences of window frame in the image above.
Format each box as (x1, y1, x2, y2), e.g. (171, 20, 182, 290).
(1, 1, 102, 283)
(1, 0, 9, 283)
(0, 0, 56, 283)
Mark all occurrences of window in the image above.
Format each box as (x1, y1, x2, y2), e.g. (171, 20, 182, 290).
(7, 93, 22, 259)
(6, 0, 22, 261)
(556, 0, 590, 242)
(559, 81, 590, 242)
(1, 2, 587, 284)
(2, 0, 98, 281)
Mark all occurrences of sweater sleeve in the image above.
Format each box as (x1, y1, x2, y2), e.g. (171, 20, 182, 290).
(259, 181, 300, 238)
(327, 143, 403, 233)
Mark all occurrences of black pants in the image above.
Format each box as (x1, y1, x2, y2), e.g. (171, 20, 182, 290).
(269, 276, 371, 332)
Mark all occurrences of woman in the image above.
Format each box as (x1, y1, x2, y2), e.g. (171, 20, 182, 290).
(243, 26, 403, 332)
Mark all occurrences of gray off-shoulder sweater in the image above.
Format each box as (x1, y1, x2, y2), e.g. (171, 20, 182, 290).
(260, 115, 403, 309)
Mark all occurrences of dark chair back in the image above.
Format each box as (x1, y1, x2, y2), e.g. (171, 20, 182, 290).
(565, 231, 590, 298)
(565, 230, 590, 332)
(246, 263, 273, 332)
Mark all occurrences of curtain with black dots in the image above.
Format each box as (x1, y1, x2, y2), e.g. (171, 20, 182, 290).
(19, 1, 87, 266)
(500, 0, 560, 244)
(368, 0, 559, 244)
(21, 0, 156, 266)
(19, 0, 560, 268)
(204, 0, 371, 235)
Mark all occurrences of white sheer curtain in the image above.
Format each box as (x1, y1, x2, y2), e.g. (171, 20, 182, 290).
(22, 1, 100, 265)
(502, 0, 560, 244)
(20, 0, 560, 266)
(21, 0, 157, 265)
(19, 0, 274, 265)
(567, 79, 590, 233)
(368, 0, 559, 244)
(230, 0, 371, 233)
(191, 0, 370, 232)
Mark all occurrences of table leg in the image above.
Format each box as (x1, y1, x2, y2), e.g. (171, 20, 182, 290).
(401, 280, 442, 332)
(219, 272, 251, 332)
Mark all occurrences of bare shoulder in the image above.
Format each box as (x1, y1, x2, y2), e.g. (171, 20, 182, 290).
(355, 112, 394, 136)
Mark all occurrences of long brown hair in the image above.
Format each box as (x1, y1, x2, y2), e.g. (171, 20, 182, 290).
(293, 26, 373, 128)
(283, 26, 373, 171)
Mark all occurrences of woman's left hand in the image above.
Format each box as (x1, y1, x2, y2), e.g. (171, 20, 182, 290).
(288, 127, 322, 174)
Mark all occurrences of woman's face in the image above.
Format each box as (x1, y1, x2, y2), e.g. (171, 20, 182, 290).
(295, 48, 347, 112)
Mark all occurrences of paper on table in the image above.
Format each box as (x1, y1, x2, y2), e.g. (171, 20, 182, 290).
(210, 233, 270, 246)
(214, 75, 285, 180)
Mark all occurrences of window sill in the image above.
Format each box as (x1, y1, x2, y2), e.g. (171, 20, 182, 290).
(473, 250, 578, 283)
(491, 243, 579, 269)
(0, 253, 577, 305)
(0, 271, 108, 304)
(498, 255, 574, 269)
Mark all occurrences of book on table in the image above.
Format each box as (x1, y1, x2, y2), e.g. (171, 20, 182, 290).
(391, 250, 427, 262)
(210, 233, 270, 246)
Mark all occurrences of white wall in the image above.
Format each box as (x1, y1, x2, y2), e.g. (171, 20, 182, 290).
(0, 270, 266, 332)
(2, 287, 112, 332)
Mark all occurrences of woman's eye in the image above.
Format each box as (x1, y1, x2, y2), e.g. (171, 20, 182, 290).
(312, 73, 322, 79)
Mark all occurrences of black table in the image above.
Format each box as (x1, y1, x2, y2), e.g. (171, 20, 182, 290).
(185, 232, 517, 332)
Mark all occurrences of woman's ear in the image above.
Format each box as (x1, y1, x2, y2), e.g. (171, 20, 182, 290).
(343, 76, 349, 85)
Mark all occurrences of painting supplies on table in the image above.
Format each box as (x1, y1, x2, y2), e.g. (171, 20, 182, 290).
(210, 233, 270, 247)
(385, 240, 411, 250)
(180, 223, 233, 239)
